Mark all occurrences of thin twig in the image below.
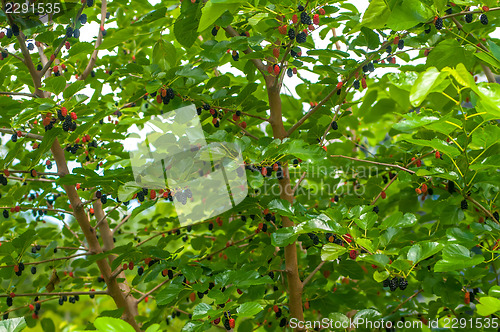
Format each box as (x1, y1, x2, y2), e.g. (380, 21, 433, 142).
(0, 253, 90, 269)
(0, 91, 37, 98)
(467, 196, 498, 224)
(390, 289, 423, 315)
(226, 119, 259, 140)
(137, 278, 171, 303)
(112, 215, 131, 235)
(212, 106, 269, 122)
(0, 128, 43, 140)
(292, 172, 307, 195)
(0, 206, 73, 215)
(95, 204, 121, 228)
(302, 261, 325, 287)
(62, 221, 88, 250)
(200, 233, 258, 261)
(6, 176, 56, 183)
(329, 155, 416, 174)
(80, 0, 108, 80)
(0, 290, 107, 298)
(371, 151, 435, 205)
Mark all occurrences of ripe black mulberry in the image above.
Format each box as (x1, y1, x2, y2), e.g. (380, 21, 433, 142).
(480, 14, 488, 25)
(296, 32, 307, 43)
(435, 17, 443, 30)
(399, 278, 408, 290)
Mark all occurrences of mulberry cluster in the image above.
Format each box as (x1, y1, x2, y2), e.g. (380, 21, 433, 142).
(245, 161, 284, 180)
(383, 277, 408, 291)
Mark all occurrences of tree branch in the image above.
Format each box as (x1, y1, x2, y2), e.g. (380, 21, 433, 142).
(0, 290, 107, 298)
(0, 128, 43, 140)
(390, 289, 423, 315)
(80, 0, 108, 80)
(329, 155, 416, 174)
(223, 26, 267, 75)
(0, 253, 90, 269)
(112, 215, 131, 235)
(0, 47, 25, 63)
(200, 232, 257, 261)
(0, 91, 37, 98)
(226, 119, 259, 140)
(212, 106, 269, 122)
(39, 4, 86, 78)
(286, 38, 393, 137)
(0, 206, 73, 215)
(302, 261, 325, 287)
(6, 176, 56, 183)
(3, 6, 41, 90)
(291, 171, 307, 195)
(137, 278, 172, 303)
(467, 196, 499, 224)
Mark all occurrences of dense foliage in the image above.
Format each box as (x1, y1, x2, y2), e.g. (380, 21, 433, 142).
(0, 0, 500, 331)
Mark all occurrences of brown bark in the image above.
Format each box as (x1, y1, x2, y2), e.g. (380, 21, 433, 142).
(51, 141, 141, 330)
(267, 82, 305, 328)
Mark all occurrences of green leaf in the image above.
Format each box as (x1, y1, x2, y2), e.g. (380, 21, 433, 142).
(152, 39, 176, 71)
(386, 0, 433, 30)
(156, 284, 184, 305)
(361, 0, 390, 29)
(434, 244, 484, 272)
(410, 67, 444, 107)
(427, 39, 474, 70)
(41, 318, 55, 332)
(402, 138, 461, 158)
(321, 243, 347, 261)
(489, 286, 500, 298)
(393, 114, 441, 132)
(94, 317, 135, 332)
(198, 2, 239, 32)
(174, 0, 201, 49)
(407, 242, 444, 264)
(373, 270, 390, 282)
(271, 228, 296, 247)
(175, 66, 209, 83)
(0, 317, 26, 332)
(98, 28, 142, 50)
(380, 212, 417, 230)
(236, 302, 263, 317)
(145, 324, 161, 332)
(268, 199, 295, 217)
(476, 296, 500, 316)
(42, 76, 66, 95)
(63, 81, 86, 99)
(192, 303, 212, 319)
(488, 40, 500, 62)
(355, 212, 377, 230)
